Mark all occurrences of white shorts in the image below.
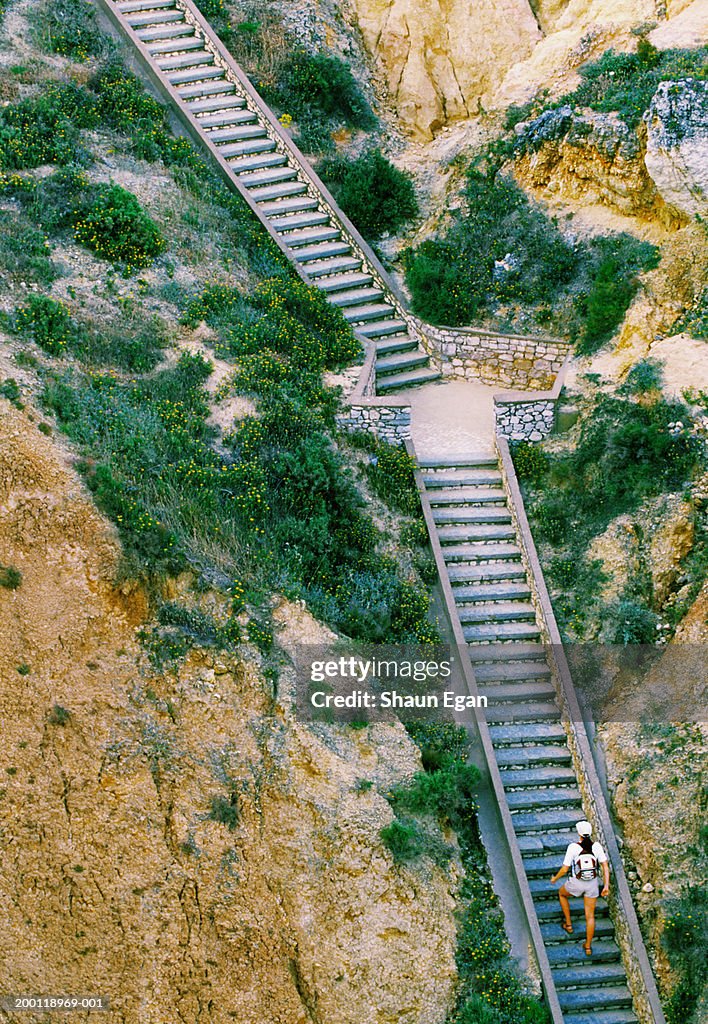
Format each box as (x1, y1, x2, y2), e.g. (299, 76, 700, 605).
(564, 875, 600, 899)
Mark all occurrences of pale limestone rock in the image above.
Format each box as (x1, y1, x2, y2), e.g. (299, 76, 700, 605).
(649, 0, 708, 50)
(644, 79, 708, 220)
(349, 0, 541, 139)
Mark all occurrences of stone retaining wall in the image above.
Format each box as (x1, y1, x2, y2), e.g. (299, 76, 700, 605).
(418, 321, 569, 390)
(336, 402, 411, 442)
(495, 398, 556, 440)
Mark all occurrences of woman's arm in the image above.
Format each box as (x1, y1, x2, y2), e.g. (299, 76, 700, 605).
(601, 860, 610, 897)
(551, 864, 570, 884)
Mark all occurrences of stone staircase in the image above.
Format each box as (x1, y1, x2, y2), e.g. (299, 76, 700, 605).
(105, 0, 441, 392)
(421, 453, 639, 1024)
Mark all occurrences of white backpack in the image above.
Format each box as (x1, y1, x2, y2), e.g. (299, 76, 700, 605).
(574, 850, 598, 881)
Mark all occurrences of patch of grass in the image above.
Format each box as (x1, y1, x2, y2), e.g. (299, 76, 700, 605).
(318, 148, 418, 240)
(0, 564, 22, 589)
(0, 210, 56, 290)
(0, 83, 96, 169)
(35, 0, 105, 63)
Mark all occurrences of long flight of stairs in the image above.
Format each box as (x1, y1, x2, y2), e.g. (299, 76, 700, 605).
(421, 453, 639, 1024)
(109, 0, 441, 392)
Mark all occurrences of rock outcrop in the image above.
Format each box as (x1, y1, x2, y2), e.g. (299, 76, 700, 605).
(644, 78, 708, 220)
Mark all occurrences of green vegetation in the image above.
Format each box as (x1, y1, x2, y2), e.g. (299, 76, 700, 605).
(74, 182, 166, 270)
(382, 723, 548, 1024)
(0, 564, 22, 589)
(0, 83, 95, 169)
(514, 391, 701, 639)
(318, 148, 418, 240)
(0, 377, 23, 409)
(663, 887, 708, 1024)
(0, 211, 56, 290)
(404, 163, 658, 343)
(208, 793, 240, 830)
(35, 0, 105, 63)
(48, 704, 72, 725)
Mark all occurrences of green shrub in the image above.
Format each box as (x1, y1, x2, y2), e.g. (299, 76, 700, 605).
(35, 0, 105, 62)
(663, 887, 708, 1024)
(0, 378, 23, 409)
(208, 793, 239, 830)
(621, 358, 664, 395)
(365, 439, 420, 515)
(404, 168, 576, 326)
(48, 704, 71, 725)
(0, 83, 96, 168)
(0, 564, 22, 589)
(73, 183, 166, 271)
(380, 817, 425, 862)
(0, 210, 56, 289)
(610, 600, 658, 644)
(563, 45, 708, 130)
(511, 441, 549, 485)
(318, 148, 418, 240)
(14, 295, 79, 355)
(194, 0, 234, 45)
(267, 49, 376, 131)
(391, 761, 480, 831)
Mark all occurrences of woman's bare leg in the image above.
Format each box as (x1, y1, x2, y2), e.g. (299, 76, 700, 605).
(558, 884, 572, 930)
(583, 895, 597, 949)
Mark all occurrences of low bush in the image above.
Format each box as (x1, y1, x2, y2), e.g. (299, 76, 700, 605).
(208, 793, 239, 830)
(380, 817, 425, 862)
(14, 295, 79, 355)
(0, 83, 96, 168)
(0, 564, 22, 589)
(73, 182, 166, 271)
(663, 886, 708, 1024)
(364, 438, 421, 516)
(0, 210, 56, 289)
(35, 0, 105, 62)
(318, 148, 418, 240)
(266, 49, 376, 132)
(621, 358, 664, 395)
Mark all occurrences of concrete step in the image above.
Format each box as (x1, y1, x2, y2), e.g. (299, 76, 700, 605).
(481, 681, 557, 704)
(196, 109, 257, 127)
(423, 470, 503, 487)
(485, 702, 560, 723)
(375, 335, 419, 356)
(541, 918, 616, 945)
(136, 22, 193, 41)
(284, 226, 341, 247)
(507, 787, 581, 811)
(448, 564, 527, 585)
(546, 939, 621, 966)
(304, 256, 363, 279)
(495, 744, 573, 768)
(453, 582, 532, 604)
(269, 211, 330, 231)
(438, 524, 517, 544)
(428, 487, 507, 506)
(517, 831, 583, 856)
(510, 807, 585, 834)
(559, 987, 633, 1014)
(260, 195, 320, 215)
(433, 506, 512, 524)
(535, 899, 610, 922)
(148, 35, 202, 54)
(126, 9, 184, 26)
(239, 166, 296, 188)
(467, 642, 547, 661)
(235, 154, 295, 176)
(376, 350, 429, 375)
(343, 302, 396, 323)
(376, 367, 441, 391)
(330, 285, 385, 307)
(249, 181, 309, 203)
(457, 600, 537, 623)
(523, 852, 575, 876)
(167, 66, 224, 85)
(177, 79, 236, 100)
(119, 0, 175, 11)
(489, 722, 567, 746)
(553, 963, 627, 989)
(219, 138, 277, 158)
(157, 50, 214, 70)
(502, 766, 576, 791)
(474, 660, 550, 682)
(418, 454, 498, 468)
(358, 318, 408, 339)
(443, 543, 521, 563)
(465, 621, 541, 642)
(207, 124, 269, 143)
(187, 93, 245, 113)
(564, 1011, 638, 1024)
(294, 240, 351, 262)
(316, 271, 374, 293)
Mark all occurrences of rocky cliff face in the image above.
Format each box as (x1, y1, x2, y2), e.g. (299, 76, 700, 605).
(343, 0, 702, 138)
(644, 78, 708, 219)
(0, 402, 459, 1024)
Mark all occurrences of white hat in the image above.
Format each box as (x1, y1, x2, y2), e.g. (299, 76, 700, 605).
(576, 820, 593, 837)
